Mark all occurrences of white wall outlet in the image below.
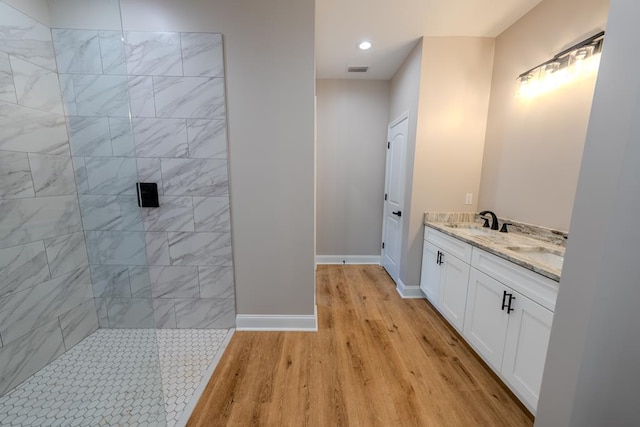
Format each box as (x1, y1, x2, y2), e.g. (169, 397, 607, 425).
(465, 193, 473, 205)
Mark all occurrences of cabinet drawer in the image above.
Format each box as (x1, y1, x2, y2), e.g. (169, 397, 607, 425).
(424, 227, 472, 263)
(471, 248, 558, 312)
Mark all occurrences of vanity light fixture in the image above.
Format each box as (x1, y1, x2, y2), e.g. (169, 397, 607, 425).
(358, 41, 372, 50)
(516, 31, 605, 99)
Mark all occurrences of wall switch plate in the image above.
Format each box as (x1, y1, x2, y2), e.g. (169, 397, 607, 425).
(465, 193, 473, 205)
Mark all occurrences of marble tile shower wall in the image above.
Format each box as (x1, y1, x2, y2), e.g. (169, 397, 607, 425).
(0, 2, 98, 396)
(52, 27, 236, 331)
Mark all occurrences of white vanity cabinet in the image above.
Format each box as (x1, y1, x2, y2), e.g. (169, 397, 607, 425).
(463, 268, 510, 371)
(464, 247, 557, 414)
(420, 228, 472, 332)
(421, 225, 559, 415)
(420, 240, 442, 303)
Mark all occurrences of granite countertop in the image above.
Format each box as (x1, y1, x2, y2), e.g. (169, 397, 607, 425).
(424, 214, 566, 283)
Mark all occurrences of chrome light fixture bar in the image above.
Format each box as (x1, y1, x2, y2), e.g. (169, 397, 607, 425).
(516, 31, 605, 99)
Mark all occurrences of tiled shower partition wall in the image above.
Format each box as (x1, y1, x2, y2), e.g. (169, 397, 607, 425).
(54, 26, 235, 328)
(0, 3, 98, 396)
(0, 0, 235, 398)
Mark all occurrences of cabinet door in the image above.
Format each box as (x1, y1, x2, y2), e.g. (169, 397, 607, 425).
(438, 250, 471, 332)
(463, 268, 510, 371)
(420, 241, 442, 306)
(502, 291, 554, 414)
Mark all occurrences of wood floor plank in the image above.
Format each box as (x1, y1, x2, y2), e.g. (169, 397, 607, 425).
(187, 265, 533, 426)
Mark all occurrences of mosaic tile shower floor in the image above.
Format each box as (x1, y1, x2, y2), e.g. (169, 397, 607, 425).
(0, 329, 232, 426)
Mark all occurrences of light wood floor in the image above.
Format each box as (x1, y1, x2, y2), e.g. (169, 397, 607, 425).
(187, 265, 533, 426)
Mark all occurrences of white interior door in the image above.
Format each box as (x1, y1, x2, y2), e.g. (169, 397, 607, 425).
(381, 116, 408, 284)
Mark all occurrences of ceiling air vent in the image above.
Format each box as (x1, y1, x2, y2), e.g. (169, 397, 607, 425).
(347, 66, 369, 73)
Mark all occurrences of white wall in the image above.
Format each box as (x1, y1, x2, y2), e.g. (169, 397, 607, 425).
(119, 0, 316, 316)
(48, 0, 122, 30)
(389, 37, 495, 287)
(2, 0, 50, 25)
(389, 40, 423, 286)
(536, 0, 640, 424)
(316, 79, 390, 257)
(403, 37, 494, 286)
(479, 0, 610, 231)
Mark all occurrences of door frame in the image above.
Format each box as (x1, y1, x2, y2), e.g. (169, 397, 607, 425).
(381, 111, 409, 284)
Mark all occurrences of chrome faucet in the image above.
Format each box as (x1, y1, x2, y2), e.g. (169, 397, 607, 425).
(479, 210, 499, 230)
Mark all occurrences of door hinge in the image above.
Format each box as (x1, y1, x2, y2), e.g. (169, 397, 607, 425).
(387, 141, 390, 149)
(382, 242, 385, 249)
(384, 193, 388, 201)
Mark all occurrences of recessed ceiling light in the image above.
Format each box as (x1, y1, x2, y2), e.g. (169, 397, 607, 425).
(359, 41, 372, 50)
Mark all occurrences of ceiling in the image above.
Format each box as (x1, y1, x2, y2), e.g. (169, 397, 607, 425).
(316, 0, 543, 80)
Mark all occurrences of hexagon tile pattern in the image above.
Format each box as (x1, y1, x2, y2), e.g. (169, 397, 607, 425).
(0, 328, 231, 426)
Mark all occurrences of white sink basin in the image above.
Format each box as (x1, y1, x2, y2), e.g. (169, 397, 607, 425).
(507, 247, 564, 270)
(444, 224, 493, 236)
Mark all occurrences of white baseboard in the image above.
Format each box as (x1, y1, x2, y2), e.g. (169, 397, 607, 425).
(396, 278, 425, 299)
(236, 305, 318, 331)
(316, 255, 381, 265)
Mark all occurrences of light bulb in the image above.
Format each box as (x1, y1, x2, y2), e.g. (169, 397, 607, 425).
(358, 41, 372, 50)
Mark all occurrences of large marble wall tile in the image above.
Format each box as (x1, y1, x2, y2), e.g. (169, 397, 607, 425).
(106, 297, 154, 328)
(58, 74, 77, 116)
(85, 230, 147, 266)
(28, 153, 76, 197)
(0, 53, 16, 103)
(0, 267, 92, 344)
(186, 119, 227, 159)
(129, 266, 151, 298)
(0, 196, 82, 250)
(137, 158, 163, 196)
(128, 76, 155, 117)
(145, 232, 170, 266)
(51, 29, 101, 74)
(91, 265, 131, 297)
(67, 116, 112, 157)
(153, 299, 176, 329)
(133, 118, 188, 158)
(0, 319, 64, 396)
(79, 195, 121, 231)
(94, 298, 109, 328)
(118, 195, 144, 231)
(85, 157, 137, 195)
(193, 197, 231, 233)
(99, 31, 126, 75)
(84, 231, 100, 265)
(109, 118, 135, 157)
(72, 74, 129, 117)
(143, 196, 194, 232)
(71, 157, 89, 194)
(174, 298, 235, 329)
(167, 232, 232, 266)
(44, 232, 88, 278)
(58, 300, 98, 351)
(154, 76, 225, 119)
(0, 241, 49, 298)
(0, 102, 69, 155)
(181, 33, 224, 78)
(198, 266, 234, 299)
(0, 3, 57, 72)
(124, 32, 182, 77)
(68, 117, 134, 157)
(162, 158, 228, 197)
(0, 151, 35, 198)
(10, 56, 63, 114)
(149, 266, 199, 299)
